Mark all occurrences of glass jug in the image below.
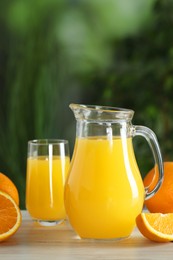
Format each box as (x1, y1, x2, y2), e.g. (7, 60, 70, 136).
(65, 104, 163, 240)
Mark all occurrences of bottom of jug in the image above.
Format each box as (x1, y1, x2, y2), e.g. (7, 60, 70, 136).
(76, 234, 131, 242)
(73, 229, 132, 241)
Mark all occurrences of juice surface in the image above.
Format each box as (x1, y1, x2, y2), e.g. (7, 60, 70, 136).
(26, 156, 70, 220)
(65, 137, 145, 239)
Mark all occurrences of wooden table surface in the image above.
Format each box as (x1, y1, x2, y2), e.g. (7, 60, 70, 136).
(0, 211, 173, 259)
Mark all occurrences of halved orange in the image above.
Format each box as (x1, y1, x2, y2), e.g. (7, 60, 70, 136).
(136, 212, 173, 242)
(0, 190, 21, 242)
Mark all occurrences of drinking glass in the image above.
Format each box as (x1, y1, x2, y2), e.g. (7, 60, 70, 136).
(26, 139, 70, 226)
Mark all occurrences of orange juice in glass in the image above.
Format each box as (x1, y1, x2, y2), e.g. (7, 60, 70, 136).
(26, 139, 70, 226)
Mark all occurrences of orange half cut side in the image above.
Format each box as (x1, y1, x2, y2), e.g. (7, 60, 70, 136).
(136, 212, 173, 242)
(0, 191, 21, 242)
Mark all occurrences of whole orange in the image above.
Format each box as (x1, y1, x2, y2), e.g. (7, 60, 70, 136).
(0, 172, 19, 206)
(144, 162, 173, 213)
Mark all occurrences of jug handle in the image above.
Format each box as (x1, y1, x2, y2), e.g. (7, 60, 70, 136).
(133, 125, 164, 200)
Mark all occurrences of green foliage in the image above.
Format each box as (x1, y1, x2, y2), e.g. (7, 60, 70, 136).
(0, 0, 171, 208)
(87, 0, 173, 173)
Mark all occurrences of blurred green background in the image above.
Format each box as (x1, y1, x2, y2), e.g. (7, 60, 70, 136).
(0, 0, 173, 209)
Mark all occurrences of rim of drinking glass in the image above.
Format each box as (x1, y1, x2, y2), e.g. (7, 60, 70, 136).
(28, 139, 69, 145)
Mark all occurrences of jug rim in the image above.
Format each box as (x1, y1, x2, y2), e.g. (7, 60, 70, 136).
(69, 103, 134, 121)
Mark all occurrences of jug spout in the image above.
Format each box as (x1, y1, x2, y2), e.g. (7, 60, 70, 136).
(69, 103, 135, 139)
(69, 103, 134, 122)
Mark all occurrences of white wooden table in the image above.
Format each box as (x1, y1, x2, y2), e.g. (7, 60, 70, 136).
(0, 211, 173, 259)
